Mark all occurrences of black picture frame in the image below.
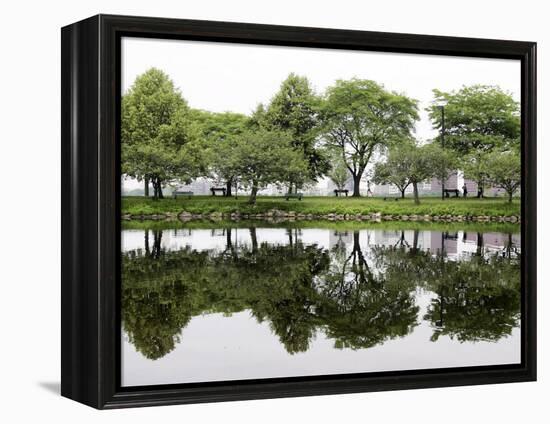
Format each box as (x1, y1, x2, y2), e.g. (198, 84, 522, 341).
(61, 14, 537, 409)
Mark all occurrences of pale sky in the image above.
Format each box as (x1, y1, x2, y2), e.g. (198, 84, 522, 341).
(122, 36, 521, 143)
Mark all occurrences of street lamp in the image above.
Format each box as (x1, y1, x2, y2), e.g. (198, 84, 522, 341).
(435, 99, 448, 200)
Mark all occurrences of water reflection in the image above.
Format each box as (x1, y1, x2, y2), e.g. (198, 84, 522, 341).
(122, 224, 520, 366)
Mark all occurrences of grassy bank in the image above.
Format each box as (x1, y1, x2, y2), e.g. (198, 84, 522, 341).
(122, 218, 520, 234)
(122, 195, 520, 218)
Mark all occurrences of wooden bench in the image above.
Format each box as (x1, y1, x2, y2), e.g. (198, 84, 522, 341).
(210, 187, 226, 196)
(334, 189, 349, 197)
(444, 189, 460, 198)
(285, 192, 303, 201)
(172, 190, 194, 199)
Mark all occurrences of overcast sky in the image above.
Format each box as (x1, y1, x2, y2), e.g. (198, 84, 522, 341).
(122, 36, 521, 144)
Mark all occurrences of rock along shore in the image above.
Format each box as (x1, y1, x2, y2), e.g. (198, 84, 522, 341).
(122, 209, 520, 224)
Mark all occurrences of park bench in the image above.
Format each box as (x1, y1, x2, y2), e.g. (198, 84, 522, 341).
(334, 189, 349, 197)
(210, 187, 226, 196)
(285, 192, 303, 201)
(172, 190, 194, 199)
(444, 188, 460, 198)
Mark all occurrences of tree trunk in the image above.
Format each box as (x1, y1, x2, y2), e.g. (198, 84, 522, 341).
(401, 189, 405, 199)
(152, 230, 162, 258)
(152, 178, 163, 199)
(157, 178, 164, 199)
(413, 181, 420, 205)
(248, 184, 258, 204)
(506, 233, 512, 258)
(398, 231, 406, 247)
(249, 227, 258, 253)
(351, 230, 371, 283)
(477, 181, 484, 198)
(144, 229, 150, 255)
(287, 229, 293, 247)
(225, 179, 233, 197)
(508, 190, 513, 203)
(476, 232, 484, 256)
(352, 174, 362, 197)
(144, 177, 149, 197)
(353, 231, 361, 254)
(226, 228, 233, 251)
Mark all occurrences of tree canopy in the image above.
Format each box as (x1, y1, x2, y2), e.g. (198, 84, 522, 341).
(120, 69, 520, 204)
(427, 85, 520, 154)
(486, 150, 521, 203)
(121, 68, 206, 198)
(373, 141, 436, 204)
(424, 143, 459, 200)
(192, 110, 249, 196)
(224, 128, 309, 204)
(372, 140, 416, 199)
(263, 74, 329, 191)
(321, 79, 419, 196)
(462, 150, 491, 198)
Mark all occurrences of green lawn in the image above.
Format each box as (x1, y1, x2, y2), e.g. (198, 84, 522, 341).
(122, 195, 520, 217)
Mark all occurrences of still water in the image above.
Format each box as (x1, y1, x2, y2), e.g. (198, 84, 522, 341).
(121, 223, 521, 387)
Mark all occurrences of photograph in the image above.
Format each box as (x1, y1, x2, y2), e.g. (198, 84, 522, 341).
(120, 37, 522, 387)
(0, 0, 544, 420)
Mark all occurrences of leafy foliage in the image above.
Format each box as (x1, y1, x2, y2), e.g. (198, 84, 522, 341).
(424, 143, 459, 199)
(121, 68, 206, 198)
(372, 141, 416, 198)
(321, 79, 419, 196)
(192, 110, 249, 195)
(486, 150, 521, 203)
(462, 150, 491, 197)
(427, 85, 520, 154)
(226, 129, 309, 203)
(263, 73, 329, 189)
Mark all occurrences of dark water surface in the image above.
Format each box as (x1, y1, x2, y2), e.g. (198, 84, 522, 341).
(121, 222, 521, 387)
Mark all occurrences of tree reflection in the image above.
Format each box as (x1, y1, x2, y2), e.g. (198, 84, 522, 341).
(422, 253, 520, 342)
(316, 231, 419, 349)
(122, 226, 521, 360)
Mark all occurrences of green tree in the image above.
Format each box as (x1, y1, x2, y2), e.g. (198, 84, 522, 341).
(122, 68, 203, 199)
(193, 110, 249, 196)
(264, 73, 329, 192)
(486, 151, 521, 203)
(424, 143, 458, 200)
(462, 150, 491, 198)
(228, 129, 309, 204)
(321, 79, 418, 196)
(427, 85, 520, 155)
(377, 142, 433, 205)
(326, 151, 350, 191)
(372, 141, 416, 199)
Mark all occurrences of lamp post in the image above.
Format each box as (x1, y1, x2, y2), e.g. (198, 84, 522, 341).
(436, 100, 448, 200)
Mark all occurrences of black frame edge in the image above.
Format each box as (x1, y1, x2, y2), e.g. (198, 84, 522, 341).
(61, 15, 101, 409)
